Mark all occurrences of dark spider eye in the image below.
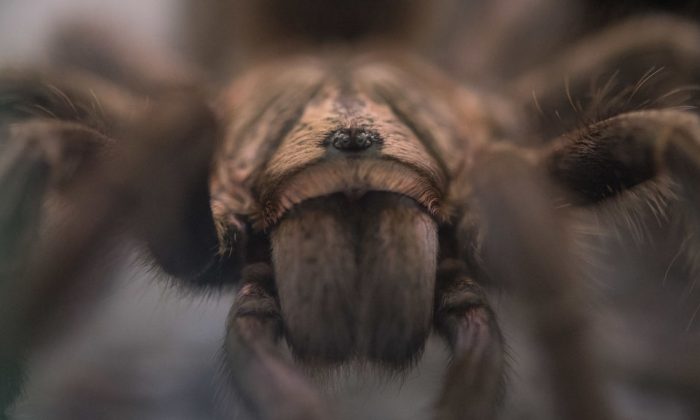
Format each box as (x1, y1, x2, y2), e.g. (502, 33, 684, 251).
(329, 129, 376, 151)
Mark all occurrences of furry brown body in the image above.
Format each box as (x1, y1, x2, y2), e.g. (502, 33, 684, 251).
(4, 2, 700, 420)
(210, 52, 500, 366)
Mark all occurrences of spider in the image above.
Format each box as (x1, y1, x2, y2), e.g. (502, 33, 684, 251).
(2, 1, 700, 419)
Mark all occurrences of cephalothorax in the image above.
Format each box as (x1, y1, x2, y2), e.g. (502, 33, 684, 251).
(2, 1, 700, 419)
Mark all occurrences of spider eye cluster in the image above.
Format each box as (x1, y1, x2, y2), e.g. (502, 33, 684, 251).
(327, 128, 380, 151)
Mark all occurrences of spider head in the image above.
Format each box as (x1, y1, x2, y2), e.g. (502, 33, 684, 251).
(210, 55, 456, 367)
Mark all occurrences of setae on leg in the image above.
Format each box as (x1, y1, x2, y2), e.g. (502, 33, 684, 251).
(432, 259, 504, 420)
(224, 263, 332, 420)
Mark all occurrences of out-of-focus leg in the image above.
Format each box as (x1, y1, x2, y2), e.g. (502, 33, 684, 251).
(224, 263, 333, 420)
(513, 16, 700, 137)
(0, 92, 223, 418)
(472, 148, 616, 420)
(432, 259, 504, 420)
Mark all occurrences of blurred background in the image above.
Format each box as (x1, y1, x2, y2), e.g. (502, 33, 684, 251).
(1, 1, 700, 419)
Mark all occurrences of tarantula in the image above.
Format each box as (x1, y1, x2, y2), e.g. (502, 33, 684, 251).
(2, 1, 700, 419)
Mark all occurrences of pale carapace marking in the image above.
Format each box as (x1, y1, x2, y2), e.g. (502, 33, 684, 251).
(210, 52, 498, 236)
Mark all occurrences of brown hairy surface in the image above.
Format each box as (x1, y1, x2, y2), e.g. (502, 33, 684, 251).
(211, 52, 504, 232)
(4, 1, 700, 420)
(272, 193, 437, 367)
